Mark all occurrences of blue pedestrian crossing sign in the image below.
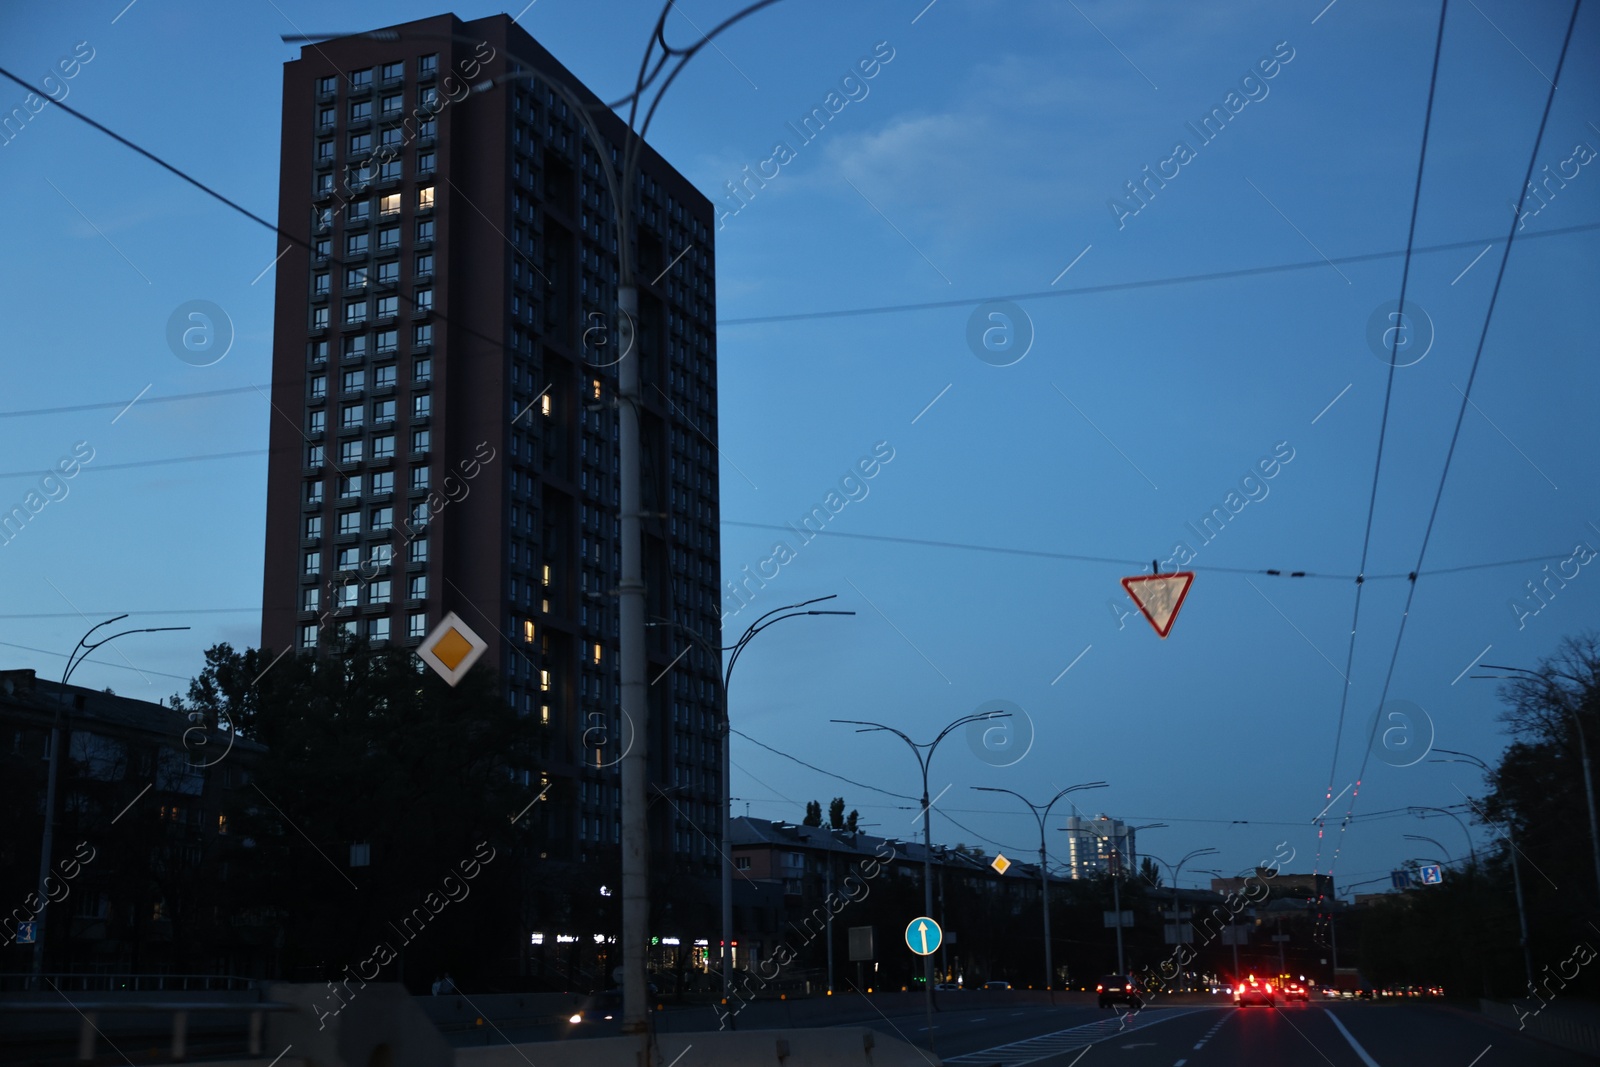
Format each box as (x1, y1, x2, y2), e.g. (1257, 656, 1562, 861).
(1419, 864, 1443, 885)
(15, 921, 36, 944)
(905, 916, 942, 956)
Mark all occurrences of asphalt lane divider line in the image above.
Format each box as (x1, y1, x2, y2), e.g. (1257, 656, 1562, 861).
(942, 1007, 1211, 1066)
(1323, 1008, 1383, 1067)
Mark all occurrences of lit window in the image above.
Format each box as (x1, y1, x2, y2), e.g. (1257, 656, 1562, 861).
(339, 474, 362, 498)
(411, 428, 430, 452)
(369, 617, 391, 642)
(377, 261, 400, 284)
(377, 296, 398, 319)
(413, 394, 432, 418)
(593, 643, 603, 664)
(370, 578, 392, 604)
(339, 440, 362, 465)
(409, 538, 429, 564)
(409, 613, 427, 638)
(312, 307, 330, 330)
(419, 54, 438, 77)
(304, 515, 322, 539)
(380, 193, 401, 216)
(303, 550, 321, 576)
(372, 470, 394, 495)
(540, 394, 552, 416)
(374, 399, 396, 424)
(523, 620, 535, 644)
(346, 233, 369, 256)
(410, 465, 430, 489)
(540, 705, 550, 725)
(350, 100, 372, 122)
(371, 507, 393, 532)
(378, 226, 400, 251)
(337, 548, 360, 572)
(414, 357, 432, 382)
(343, 335, 367, 361)
(310, 375, 327, 399)
(375, 329, 398, 354)
(418, 186, 435, 210)
(351, 68, 372, 89)
(373, 433, 395, 459)
(540, 669, 550, 692)
(308, 410, 326, 434)
(418, 151, 436, 175)
(409, 575, 427, 600)
(415, 253, 433, 277)
(415, 288, 433, 312)
(338, 510, 360, 535)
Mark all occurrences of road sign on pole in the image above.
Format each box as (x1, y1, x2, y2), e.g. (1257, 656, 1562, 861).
(848, 926, 875, 962)
(1419, 864, 1443, 885)
(1391, 869, 1414, 889)
(1121, 572, 1195, 638)
(905, 916, 942, 956)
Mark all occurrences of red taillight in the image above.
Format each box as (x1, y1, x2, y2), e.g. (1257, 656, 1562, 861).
(1096, 984, 1103, 992)
(1125, 984, 1133, 992)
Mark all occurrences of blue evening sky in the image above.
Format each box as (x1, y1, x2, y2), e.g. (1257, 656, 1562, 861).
(1, 0, 1596, 895)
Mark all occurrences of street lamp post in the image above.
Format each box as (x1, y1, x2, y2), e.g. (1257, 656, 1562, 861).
(31, 615, 189, 984)
(1432, 747, 1534, 990)
(973, 781, 1108, 1001)
(1140, 848, 1219, 974)
(1409, 806, 1477, 869)
(1479, 664, 1600, 898)
(1062, 819, 1165, 976)
(648, 595, 852, 1015)
(834, 712, 1009, 1046)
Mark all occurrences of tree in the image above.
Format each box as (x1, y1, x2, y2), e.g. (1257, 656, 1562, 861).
(846, 808, 860, 832)
(803, 800, 822, 827)
(1139, 856, 1163, 888)
(828, 797, 845, 830)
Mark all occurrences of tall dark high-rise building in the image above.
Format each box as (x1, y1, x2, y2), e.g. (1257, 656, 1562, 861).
(259, 13, 723, 919)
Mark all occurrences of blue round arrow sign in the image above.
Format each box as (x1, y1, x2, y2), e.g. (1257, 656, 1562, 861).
(905, 915, 942, 956)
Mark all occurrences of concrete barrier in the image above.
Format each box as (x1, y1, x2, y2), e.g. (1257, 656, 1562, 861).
(266, 982, 454, 1067)
(456, 1027, 939, 1066)
(1480, 998, 1600, 1058)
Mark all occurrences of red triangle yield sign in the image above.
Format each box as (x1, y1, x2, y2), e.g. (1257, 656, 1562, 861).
(1120, 572, 1195, 638)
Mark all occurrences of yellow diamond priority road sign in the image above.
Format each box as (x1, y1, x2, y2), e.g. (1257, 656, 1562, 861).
(991, 853, 1012, 875)
(416, 612, 488, 686)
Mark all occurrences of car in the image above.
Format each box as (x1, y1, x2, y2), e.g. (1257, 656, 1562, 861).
(934, 982, 962, 991)
(1234, 975, 1275, 1007)
(1282, 980, 1309, 1002)
(1096, 974, 1144, 1010)
(983, 980, 1011, 990)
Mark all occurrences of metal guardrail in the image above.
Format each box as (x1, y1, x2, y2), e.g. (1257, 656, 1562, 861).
(0, 972, 260, 994)
(0, 1000, 292, 1061)
(1480, 998, 1600, 1058)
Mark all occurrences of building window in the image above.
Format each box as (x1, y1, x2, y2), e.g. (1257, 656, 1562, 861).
(317, 105, 335, 128)
(369, 617, 391, 642)
(418, 186, 435, 210)
(316, 74, 337, 95)
(414, 357, 432, 382)
(307, 444, 324, 467)
(339, 474, 362, 498)
(316, 172, 336, 196)
(310, 374, 327, 399)
(380, 88, 402, 112)
(376, 296, 398, 319)
(369, 543, 393, 568)
(303, 550, 321, 576)
(347, 233, 369, 257)
(372, 470, 394, 495)
(374, 364, 397, 389)
(337, 547, 360, 572)
(338, 440, 362, 465)
(304, 515, 323, 539)
(381, 61, 404, 83)
(313, 272, 330, 296)
(411, 429, 430, 453)
(338, 510, 361, 535)
(370, 578, 392, 604)
(414, 323, 433, 348)
(379, 192, 401, 216)
(413, 394, 431, 418)
(409, 613, 427, 638)
(371, 507, 393, 533)
(378, 226, 400, 251)
(312, 307, 330, 330)
(350, 100, 372, 122)
(343, 335, 367, 361)
(374, 398, 396, 424)
(303, 587, 321, 611)
(419, 54, 438, 77)
(351, 67, 373, 89)
(411, 501, 430, 526)
(308, 409, 326, 434)
(309, 339, 329, 363)
(300, 624, 318, 650)
(415, 287, 433, 312)
(373, 433, 396, 459)
(416, 219, 434, 242)
(347, 199, 370, 223)
(305, 480, 324, 505)
(380, 126, 403, 148)
(418, 151, 436, 175)
(316, 139, 334, 161)
(313, 237, 330, 259)
(409, 538, 429, 564)
(378, 157, 401, 183)
(377, 260, 400, 284)
(345, 265, 368, 289)
(349, 132, 372, 155)
(341, 403, 364, 431)
(375, 328, 398, 354)
(408, 575, 427, 600)
(344, 299, 367, 325)
(415, 253, 433, 277)
(349, 162, 374, 190)
(410, 465, 430, 489)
